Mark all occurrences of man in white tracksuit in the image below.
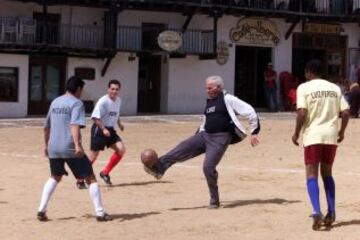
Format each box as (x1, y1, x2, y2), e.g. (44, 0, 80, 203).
(143, 75, 260, 208)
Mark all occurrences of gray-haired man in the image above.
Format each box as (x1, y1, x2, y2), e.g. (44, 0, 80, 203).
(143, 75, 260, 208)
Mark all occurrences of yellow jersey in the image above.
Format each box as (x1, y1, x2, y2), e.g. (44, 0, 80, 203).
(296, 79, 349, 147)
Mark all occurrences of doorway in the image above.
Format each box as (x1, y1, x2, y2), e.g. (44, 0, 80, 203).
(292, 49, 326, 82)
(235, 46, 272, 108)
(292, 33, 347, 82)
(137, 55, 161, 113)
(28, 56, 66, 115)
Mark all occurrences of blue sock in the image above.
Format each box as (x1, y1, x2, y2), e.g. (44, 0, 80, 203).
(323, 176, 335, 214)
(307, 177, 321, 215)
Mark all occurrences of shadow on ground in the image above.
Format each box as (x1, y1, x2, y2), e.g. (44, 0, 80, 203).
(83, 212, 161, 222)
(222, 198, 301, 208)
(330, 219, 360, 229)
(110, 180, 172, 188)
(169, 198, 301, 211)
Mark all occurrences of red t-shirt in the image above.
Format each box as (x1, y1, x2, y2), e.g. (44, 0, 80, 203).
(264, 69, 276, 88)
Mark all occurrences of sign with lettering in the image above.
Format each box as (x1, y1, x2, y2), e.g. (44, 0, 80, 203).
(230, 17, 280, 46)
(304, 23, 342, 35)
(157, 30, 182, 52)
(75, 67, 95, 80)
(216, 41, 229, 65)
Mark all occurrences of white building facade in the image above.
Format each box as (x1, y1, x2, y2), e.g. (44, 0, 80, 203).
(1, 0, 359, 117)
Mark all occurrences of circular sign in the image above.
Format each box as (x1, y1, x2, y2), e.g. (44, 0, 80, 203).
(157, 31, 182, 52)
(216, 41, 229, 65)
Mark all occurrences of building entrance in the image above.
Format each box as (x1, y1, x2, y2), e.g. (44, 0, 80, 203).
(235, 46, 272, 108)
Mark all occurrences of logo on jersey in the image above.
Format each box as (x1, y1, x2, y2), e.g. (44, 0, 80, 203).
(109, 111, 117, 117)
(52, 107, 70, 115)
(206, 106, 216, 114)
(310, 91, 337, 99)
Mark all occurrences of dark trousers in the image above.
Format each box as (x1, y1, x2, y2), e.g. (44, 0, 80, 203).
(350, 87, 360, 117)
(155, 131, 232, 205)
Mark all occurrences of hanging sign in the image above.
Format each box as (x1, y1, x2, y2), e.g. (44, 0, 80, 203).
(304, 23, 342, 35)
(157, 30, 182, 52)
(230, 17, 280, 46)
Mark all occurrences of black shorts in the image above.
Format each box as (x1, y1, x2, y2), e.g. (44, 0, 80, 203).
(90, 124, 121, 151)
(49, 155, 94, 178)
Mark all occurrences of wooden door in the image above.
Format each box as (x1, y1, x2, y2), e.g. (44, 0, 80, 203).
(137, 55, 161, 113)
(28, 56, 66, 115)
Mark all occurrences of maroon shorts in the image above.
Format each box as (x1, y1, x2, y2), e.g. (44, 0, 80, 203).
(304, 144, 337, 165)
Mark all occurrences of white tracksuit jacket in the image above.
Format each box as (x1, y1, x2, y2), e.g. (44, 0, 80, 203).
(199, 91, 260, 144)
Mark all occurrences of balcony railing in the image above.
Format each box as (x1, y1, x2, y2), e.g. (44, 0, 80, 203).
(0, 18, 105, 49)
(0, 18, 215, 55)
(109, 0, 358, 16)
(117, 26, 215, 54)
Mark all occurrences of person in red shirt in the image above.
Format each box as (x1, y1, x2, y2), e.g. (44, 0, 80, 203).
(264, 62, 278, 111)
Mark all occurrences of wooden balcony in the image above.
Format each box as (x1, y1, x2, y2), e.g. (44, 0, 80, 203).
(117, 26, 214, 55)
(0, 17, 215, 57)
(0, 17, 115, 57)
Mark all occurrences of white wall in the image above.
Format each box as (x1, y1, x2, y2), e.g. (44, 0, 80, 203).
(166, 16, 294, 114)
(0, 54, 29, 118)
(167, 56, 234, 113)
(67, 53, 138, 115)
(344, 23, 360, 49)
(2, 1, 360, 116)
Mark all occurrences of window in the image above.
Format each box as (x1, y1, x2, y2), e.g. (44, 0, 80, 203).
(0, 67, 18, 102)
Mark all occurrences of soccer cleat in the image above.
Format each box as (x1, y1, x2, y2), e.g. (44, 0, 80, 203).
(96, 213, 113, 222)
(37, 211, 48, 222)
(99, 171, 112, 185)
(76, 180, 87, 189)
(323, 212, 336, 227)
(311, 213, 323, 230)
(208, 203, 220, 209)
(143, 165, 163, 180)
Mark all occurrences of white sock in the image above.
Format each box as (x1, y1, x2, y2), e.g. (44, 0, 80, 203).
(38, 178, 58, 213)
(89, 183, 105, 216)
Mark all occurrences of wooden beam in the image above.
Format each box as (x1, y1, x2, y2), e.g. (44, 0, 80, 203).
(101, 55, 114, 77)
(285, 17, 300, 40)
(181, 14, 193, 33)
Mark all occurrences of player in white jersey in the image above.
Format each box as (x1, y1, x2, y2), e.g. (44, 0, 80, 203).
(76, 79, 125, 187)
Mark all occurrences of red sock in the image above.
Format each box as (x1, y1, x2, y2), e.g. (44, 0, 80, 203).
(102, 152, 124, 175)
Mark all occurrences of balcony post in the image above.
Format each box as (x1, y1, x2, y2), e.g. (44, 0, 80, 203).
(42, 2, 48, 44)
(210, 8, 222, 56)
(213, 15, 218, 55)
(104, 5, 120, 49)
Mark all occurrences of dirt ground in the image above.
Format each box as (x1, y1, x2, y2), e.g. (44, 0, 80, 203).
(1, 113, 360, 240)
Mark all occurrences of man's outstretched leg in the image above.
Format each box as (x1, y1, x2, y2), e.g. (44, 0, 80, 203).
(144, 133, 206, 179)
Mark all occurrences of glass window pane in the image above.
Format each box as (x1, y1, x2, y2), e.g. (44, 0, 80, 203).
(46, 65, 60, 101)
(30, 66, 42, 101)
(0, 67, 18, 102)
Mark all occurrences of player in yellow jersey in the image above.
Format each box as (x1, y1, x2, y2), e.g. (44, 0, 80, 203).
(292, 59, 350, 230)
